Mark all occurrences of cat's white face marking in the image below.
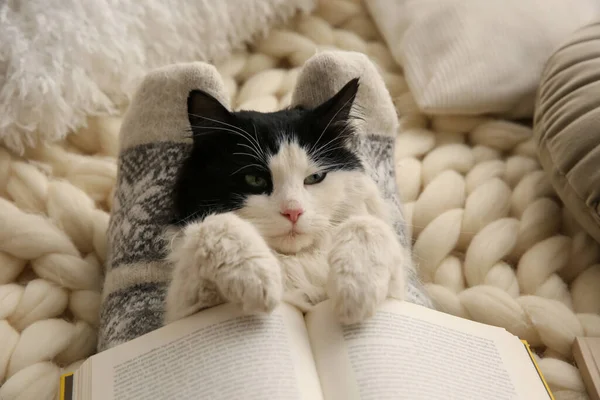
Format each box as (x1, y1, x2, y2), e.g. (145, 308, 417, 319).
(234, 141, 364, 254)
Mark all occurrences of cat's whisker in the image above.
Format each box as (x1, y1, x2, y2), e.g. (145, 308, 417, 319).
(230, 163, 268, 176)
(189, 115, 265, 159)
(183, 127, 223, 138)
(314, 145, 348, 159)
(190, 124, 264, 158)
(236, 143, 267, 165)
(233, 151, 265, 164)
(189, 113, 258, 146)
(232, 152, 255, 158)
(192, 202, 223, 207)
(173, 209, 209, 225)
(319, 162, 354, 171)
(252, 122, 268, 165)
(195, 116, 264, 162)
(310, 123, 355, 160)
(189, 125, 247, 137)
(316, 141, 347, 153)
(309, 95, 355, 155)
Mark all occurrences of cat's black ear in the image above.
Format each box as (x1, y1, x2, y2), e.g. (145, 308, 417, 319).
(187, 89, 233, 142)
(312, 78, 359, 129)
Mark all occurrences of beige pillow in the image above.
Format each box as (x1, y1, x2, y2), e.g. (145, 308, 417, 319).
(534, 21, 600, 244)
(365, 0, 600, 118)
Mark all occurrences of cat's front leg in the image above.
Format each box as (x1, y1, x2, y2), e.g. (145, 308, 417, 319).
(327, 215, 407, 324)
(164, 212, 283, 324)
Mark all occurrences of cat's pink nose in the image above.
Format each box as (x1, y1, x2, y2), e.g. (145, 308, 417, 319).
(281, 208, 304, 223)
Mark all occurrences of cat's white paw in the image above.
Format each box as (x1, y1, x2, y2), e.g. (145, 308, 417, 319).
(218, 252, 282, 315)
(194, 212, 283, 314)
(166, 212, 283, 318)
(327, 215, 405, 324)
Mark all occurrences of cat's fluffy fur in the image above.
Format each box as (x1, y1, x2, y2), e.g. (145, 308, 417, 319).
(164, 79, 409, 324)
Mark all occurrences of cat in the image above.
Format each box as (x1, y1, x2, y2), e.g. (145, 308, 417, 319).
(163, 78, 410, 325)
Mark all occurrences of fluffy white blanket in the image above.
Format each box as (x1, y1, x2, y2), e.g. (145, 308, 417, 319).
(0, 0, 315, 154)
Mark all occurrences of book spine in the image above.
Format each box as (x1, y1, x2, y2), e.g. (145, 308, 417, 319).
(521, 340, 555, 400)
(59, 372, 75, 400)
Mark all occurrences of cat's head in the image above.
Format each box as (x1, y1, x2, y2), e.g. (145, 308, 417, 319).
(174, 78, 366, 254)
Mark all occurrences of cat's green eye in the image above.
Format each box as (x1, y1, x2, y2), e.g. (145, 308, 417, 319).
(245, 174, 268, 189)
(304, 172, 327, 185)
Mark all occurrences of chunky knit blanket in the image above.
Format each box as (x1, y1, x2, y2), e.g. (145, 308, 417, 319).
(0, 1, 599, 399)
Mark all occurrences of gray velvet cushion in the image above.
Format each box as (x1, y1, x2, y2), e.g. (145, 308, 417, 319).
(534, 21, 600, 243)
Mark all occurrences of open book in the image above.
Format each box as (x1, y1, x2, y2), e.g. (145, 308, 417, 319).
(60, 299, 554, 400)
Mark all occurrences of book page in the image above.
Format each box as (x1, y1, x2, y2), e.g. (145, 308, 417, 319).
(89, 302, 324, 400)
(306, 299, 551, 400)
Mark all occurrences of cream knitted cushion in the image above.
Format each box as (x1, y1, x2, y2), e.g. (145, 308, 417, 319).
(534, 21, 600, 244)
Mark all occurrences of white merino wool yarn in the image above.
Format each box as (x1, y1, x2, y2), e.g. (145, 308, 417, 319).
(1, 1, 600, 399)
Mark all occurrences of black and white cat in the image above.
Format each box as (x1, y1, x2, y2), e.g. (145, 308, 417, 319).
(164, 78, 410, 325)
